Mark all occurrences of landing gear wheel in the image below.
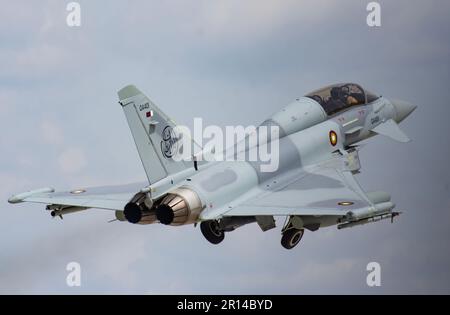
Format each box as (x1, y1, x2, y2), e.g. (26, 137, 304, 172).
(281, 228, 304, 249)
(200, 221, 225, 245)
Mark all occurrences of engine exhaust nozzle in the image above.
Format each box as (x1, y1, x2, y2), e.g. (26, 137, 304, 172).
(155, 204, 175, 225)
(155, 187, 202, 226)
(123, 202, 142, 223)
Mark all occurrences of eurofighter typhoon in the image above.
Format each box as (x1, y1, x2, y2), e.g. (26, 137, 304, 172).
(9, 83, 416, 249)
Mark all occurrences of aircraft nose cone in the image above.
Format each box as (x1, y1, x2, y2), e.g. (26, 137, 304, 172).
(391, 100, 417, 123)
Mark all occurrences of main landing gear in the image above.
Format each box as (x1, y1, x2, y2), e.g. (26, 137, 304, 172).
(200, 217, 256, 245)
(200, 220, 225, 245)
(200, 216, 306, 249)
(281, 216, 305, 250)
(281, 228, 304, 249)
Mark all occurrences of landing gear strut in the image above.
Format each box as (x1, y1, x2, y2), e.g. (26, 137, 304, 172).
(200, 220, 225, 245)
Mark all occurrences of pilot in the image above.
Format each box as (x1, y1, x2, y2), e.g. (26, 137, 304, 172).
(343, 84, 365, 105)
(326, 87, 347, 114)
(337, 85, 359, 106)
(346, 95, 359, 106)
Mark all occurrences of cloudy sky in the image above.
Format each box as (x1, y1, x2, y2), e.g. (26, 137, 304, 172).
(1, 0, 449, 294)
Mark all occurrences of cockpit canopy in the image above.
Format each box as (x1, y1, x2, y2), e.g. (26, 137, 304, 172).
(305, 83, 379, 116)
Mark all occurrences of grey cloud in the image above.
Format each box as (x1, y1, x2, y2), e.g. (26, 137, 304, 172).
(0, 0, 449, 294)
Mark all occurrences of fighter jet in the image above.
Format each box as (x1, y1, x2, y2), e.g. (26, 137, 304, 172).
(8, 83, 416, 249)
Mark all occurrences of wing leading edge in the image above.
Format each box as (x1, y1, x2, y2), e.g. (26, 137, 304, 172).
(8, 182, 147, 211)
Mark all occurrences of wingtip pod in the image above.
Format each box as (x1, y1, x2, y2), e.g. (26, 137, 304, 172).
(8, 187, 55, 204)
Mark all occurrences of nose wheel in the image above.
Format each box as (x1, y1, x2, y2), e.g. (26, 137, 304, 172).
(281, 228, 304, 249)
(200, 220, 225, 245)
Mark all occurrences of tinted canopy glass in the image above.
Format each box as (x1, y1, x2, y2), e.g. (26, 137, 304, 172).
(306, 83, 379, 116)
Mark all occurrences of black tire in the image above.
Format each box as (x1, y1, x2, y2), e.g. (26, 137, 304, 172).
(281, 228, 304, 249)
(200, 221, 225, 245)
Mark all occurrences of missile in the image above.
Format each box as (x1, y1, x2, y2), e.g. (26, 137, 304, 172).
(8, 187, 55, 204)
(337, 212, 399, 230)
(337, 201, 397, 230)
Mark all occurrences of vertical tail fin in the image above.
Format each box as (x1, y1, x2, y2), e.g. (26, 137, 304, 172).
(118, 85, 196, 183)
